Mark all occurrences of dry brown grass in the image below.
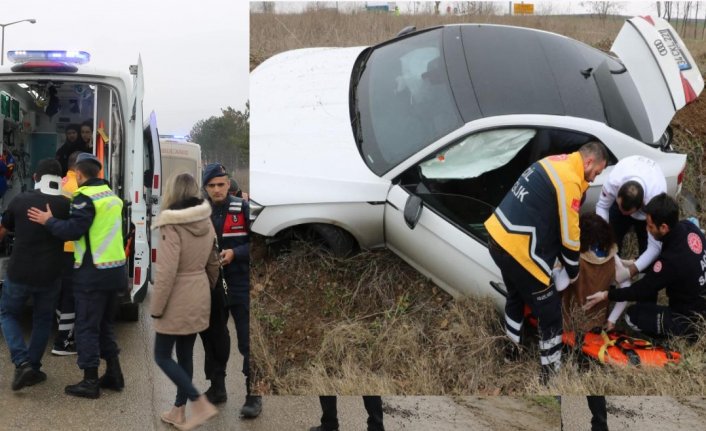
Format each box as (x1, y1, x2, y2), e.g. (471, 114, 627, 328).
(250, 10, 706, 396)
(252, 237, 706, 395)
(251, 10, 706, 71)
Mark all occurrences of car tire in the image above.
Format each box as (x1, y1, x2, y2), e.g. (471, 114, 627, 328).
(309, 223, 357, 258)
(117, 302, 139, 322)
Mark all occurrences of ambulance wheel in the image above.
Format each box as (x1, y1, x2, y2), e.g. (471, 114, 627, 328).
(118, 302, 139, 322)
(309, 224, 357, 258)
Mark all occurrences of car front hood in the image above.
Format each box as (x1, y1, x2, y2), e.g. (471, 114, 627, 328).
(250, 47, 390, 206)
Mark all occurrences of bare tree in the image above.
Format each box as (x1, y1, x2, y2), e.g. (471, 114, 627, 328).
(581, 1, 624, 21)
(681, 1, 692, 37)
(664, 1, 673, 22)
(262, 1, 275, 13)
(694, 1, 700, 39)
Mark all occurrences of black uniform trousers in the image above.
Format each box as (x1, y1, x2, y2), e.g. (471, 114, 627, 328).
(625, 303, 696, 339)
(489, 240, 563, 370)
(54, 252, 76, 346)
(587, 396, 608, 431)
(319, 396, 384, 431)
(73, 287, 120, 369)
(199, 280, 250, 391)
(200, 286, 230, 380)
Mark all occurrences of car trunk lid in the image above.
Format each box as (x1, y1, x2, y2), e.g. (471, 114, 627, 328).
(611, 15, 704, 143)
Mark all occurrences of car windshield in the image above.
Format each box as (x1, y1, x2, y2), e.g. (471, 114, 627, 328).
(353, 28, 463, 176)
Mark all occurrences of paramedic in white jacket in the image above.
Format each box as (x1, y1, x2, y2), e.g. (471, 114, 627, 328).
(596, 155, 666, 281)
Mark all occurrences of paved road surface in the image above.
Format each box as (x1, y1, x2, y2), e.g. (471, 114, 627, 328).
(561, 396, 706, 431)
(0, 291, 560, 430)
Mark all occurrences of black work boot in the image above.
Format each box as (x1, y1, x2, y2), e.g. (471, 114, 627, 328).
(65, 367, 100, 399)
(540, 363, 560, 386)
(205, 375, 227, 404)
(99, 356, 125, 391)
(240, 395, 262, 418)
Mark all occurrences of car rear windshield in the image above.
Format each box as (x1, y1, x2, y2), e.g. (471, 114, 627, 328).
(353, 28, 463, 176)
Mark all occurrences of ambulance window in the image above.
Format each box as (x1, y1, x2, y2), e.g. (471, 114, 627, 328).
(109, 88, 124, 192)
(143, 127, 156, 189)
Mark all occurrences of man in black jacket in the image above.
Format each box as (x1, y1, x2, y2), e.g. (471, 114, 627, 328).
(584, 193, 706, 339)
(200, 163, 261, 418)
(28, 153, 127, 399)
(0, 159, 70, 390)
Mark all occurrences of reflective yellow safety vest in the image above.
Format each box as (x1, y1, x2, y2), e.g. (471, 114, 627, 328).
(73, 184, 126, 269)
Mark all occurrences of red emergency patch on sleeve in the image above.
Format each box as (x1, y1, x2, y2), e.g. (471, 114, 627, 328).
(653, 260, 662, 273)
(687, 232, 703, 254)
(571, 198, 581, 212)
(548, 154, 568, 161)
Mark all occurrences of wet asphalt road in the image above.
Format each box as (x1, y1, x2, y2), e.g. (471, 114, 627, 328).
(0, 290, 561, 430)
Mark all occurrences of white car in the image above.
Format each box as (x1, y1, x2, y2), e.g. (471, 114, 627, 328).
(250, 17, 703, 309)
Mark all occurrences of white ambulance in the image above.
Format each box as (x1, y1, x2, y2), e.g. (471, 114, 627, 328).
(159, 136, 202, 186)
(0, 50, 161, 320)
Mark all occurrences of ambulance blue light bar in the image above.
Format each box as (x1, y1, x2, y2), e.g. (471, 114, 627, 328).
(7, 50, 90, 65)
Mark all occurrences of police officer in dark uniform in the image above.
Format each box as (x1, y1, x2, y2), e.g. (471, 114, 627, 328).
(200, 163, 261, 418)
(28, 153, 126, 399)
(585, 193, 706, 340)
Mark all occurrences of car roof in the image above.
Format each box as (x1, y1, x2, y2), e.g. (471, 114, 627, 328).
(438, 24, 613, 126)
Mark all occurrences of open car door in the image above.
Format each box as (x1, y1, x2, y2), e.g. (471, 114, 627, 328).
(611, 16, 704, 143)
(384, 185, 505, 308)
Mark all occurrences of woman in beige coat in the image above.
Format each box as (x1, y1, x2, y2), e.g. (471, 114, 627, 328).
(150, 173, 220, 430)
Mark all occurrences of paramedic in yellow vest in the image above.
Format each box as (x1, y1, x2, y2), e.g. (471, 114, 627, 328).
(28, 152, 126, 399)
(51, 151, 80, 356)
(484, 141, 608, 383)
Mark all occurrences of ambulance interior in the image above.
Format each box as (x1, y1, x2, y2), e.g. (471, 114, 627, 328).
(0, 79, 127, 271)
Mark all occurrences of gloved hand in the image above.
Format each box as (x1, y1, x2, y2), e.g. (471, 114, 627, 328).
(552, 267, 570, 292)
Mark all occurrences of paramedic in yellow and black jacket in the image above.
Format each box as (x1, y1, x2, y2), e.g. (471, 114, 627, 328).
(484, 141, 608, 383)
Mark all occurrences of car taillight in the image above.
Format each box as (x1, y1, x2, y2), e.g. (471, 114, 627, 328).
(152, 248, 157, 263)
(677, 165, 685, 193)
(134, 266, 141, 286)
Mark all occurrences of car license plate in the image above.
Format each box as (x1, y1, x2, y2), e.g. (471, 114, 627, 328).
(658, 28, 691, 71)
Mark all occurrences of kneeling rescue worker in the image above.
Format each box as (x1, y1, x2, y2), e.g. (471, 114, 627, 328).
(584, 193, 706, 341)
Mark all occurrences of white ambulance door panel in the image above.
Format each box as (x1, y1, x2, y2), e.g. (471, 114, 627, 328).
(145, 111, 162, 283)
(129, 56, 149, 300)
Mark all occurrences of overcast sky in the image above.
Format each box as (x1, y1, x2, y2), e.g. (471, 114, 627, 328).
(4, 0, 248, 136)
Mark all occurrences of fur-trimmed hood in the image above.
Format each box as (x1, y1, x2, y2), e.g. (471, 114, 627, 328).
(153, 200, 212, 236)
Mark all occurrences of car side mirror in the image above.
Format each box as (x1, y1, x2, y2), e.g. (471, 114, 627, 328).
(404, 195, 423, 229)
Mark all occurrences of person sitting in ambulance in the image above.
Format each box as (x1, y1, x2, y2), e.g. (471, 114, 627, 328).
(80, 120, 94, 153)
(56, 124, 88, 176)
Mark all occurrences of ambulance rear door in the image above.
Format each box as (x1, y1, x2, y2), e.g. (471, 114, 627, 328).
(144, 111, 162, 284)
(128, 56, 150, 302)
